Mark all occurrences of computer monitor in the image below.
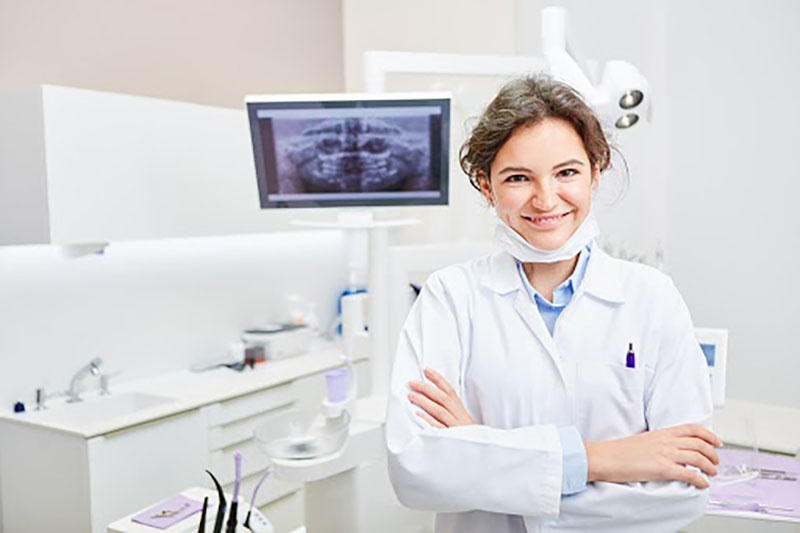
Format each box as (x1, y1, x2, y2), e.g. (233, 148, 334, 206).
(245, 92, 450, 208)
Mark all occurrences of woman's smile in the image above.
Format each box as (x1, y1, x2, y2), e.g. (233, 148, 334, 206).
(521, 210, 574, 230)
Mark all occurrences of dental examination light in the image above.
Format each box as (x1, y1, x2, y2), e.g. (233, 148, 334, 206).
(541, 6, 651, 130)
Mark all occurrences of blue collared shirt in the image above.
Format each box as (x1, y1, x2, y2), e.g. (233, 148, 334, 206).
(515, 247, 591, 495)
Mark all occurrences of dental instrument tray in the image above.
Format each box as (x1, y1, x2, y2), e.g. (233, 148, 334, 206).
(254, 407, 350, 460)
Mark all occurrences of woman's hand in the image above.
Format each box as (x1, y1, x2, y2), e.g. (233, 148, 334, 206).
(584, 424, 722, 489)
(408, 367, 475, 428)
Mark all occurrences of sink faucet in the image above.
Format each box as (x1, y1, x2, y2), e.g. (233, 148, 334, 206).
(67, 357, 103, 403)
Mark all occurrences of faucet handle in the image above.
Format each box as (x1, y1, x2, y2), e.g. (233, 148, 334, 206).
(35, 388, 46, 410)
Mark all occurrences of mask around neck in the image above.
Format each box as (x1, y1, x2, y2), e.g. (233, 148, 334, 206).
(493, 209, 600, 263)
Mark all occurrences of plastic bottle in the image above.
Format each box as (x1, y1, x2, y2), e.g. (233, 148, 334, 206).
(336, 269, 367, 336)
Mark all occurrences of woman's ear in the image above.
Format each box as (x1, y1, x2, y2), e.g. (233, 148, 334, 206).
(591, 167, 600, 191)
(478, 172, 494, 205)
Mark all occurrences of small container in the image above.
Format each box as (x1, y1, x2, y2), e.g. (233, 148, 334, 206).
(325, 368, 350, 403)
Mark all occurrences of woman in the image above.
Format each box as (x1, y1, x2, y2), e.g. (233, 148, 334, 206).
(385, 75, 720, 533)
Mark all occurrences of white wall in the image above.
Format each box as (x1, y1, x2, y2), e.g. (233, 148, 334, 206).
(0, 230, 349, 409)
(343, 0, 517, 92)
(0, 0, 345, 108)
(663, 0, 800, 408)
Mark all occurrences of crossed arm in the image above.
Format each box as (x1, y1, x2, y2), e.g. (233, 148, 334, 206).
(408, 367, 720, 490)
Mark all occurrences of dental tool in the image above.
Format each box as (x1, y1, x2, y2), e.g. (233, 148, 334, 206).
(197, 497, 208, 533)
(226, 451, 242, 533)
(205, 469, 226, 533)
(243, 466, 273, 530)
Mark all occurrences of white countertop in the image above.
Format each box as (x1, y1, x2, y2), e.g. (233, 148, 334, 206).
(713, 399, 800, 455)
(0, 343, 362, 439)
(3, 351, 798, 455)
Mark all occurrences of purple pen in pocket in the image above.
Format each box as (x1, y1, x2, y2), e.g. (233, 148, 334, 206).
(626, 343, 635, 369)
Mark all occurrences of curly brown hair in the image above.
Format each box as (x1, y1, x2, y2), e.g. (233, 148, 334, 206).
(459, 74, 612, 191)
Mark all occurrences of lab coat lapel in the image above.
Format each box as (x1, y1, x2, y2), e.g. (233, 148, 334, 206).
(482, 252, 568, 386)
(512, 290, 567, 385)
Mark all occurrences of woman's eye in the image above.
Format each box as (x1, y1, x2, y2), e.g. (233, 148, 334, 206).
(556, 168, 579, 179)
(505, 174, 528, 183)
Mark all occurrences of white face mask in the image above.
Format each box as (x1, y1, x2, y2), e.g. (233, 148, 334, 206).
(493, 209, 600, 263)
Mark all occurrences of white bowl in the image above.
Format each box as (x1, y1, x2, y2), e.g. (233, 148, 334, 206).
(254, 408, 350, 460)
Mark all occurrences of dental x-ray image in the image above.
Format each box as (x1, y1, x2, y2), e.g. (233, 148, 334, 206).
(256, 107, 441, 195)
(278, 116, 430, 193)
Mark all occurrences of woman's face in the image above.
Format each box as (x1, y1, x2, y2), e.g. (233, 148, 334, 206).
(481, 118, 598, 251)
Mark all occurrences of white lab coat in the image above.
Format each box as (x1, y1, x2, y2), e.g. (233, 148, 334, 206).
(385, 247, 713, 533)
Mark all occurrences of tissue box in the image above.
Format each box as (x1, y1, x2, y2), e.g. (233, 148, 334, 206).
(243, 324, 311, 360)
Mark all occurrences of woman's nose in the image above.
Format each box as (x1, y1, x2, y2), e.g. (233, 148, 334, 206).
(530, 181, 558, 211)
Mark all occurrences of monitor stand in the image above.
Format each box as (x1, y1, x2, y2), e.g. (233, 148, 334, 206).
(292, 211, 419, 396)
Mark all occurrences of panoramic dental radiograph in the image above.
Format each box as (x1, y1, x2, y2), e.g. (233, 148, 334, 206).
(282, 117, 430, 193)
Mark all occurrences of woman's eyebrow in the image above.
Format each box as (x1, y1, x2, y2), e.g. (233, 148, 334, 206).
(497, 159, 584, 175)
(552, 159, 584, 170)
(497, 165, 532, 175)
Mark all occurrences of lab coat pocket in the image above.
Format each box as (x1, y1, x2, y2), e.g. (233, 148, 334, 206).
(576, 361, 647, 441)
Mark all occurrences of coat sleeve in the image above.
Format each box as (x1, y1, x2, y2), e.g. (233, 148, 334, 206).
(385, 271, 563, 518)
(535, 277, 713, 533)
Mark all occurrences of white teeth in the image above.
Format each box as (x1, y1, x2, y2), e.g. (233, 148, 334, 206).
(522, 213, 569, 223)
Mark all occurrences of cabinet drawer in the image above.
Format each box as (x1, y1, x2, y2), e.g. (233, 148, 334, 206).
(223, 469, 300, 509)
(210, 438, 270, 486)
(208, 403, 295, 452)
(207, 381, 295, 427)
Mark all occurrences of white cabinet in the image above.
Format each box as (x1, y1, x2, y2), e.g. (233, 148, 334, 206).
(0, 85, 277, 246)
(87, 411, 209, 532)
(0, 409, 207, 533)
(0, 360, 372, 533)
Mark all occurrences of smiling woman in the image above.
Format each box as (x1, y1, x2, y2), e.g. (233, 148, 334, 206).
(486, 120, 595, 253)
(385, 75, 718, 533)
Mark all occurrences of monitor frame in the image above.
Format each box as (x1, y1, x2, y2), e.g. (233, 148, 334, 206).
(695, 327, 728, 407)
(245, 92, 451, 209)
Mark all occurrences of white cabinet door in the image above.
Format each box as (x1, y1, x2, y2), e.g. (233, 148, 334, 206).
(87, 409, 208, 533)
(0, 85, 288, 245)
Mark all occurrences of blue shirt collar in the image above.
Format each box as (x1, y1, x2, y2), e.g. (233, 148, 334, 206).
(515, 245, 592, 307)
